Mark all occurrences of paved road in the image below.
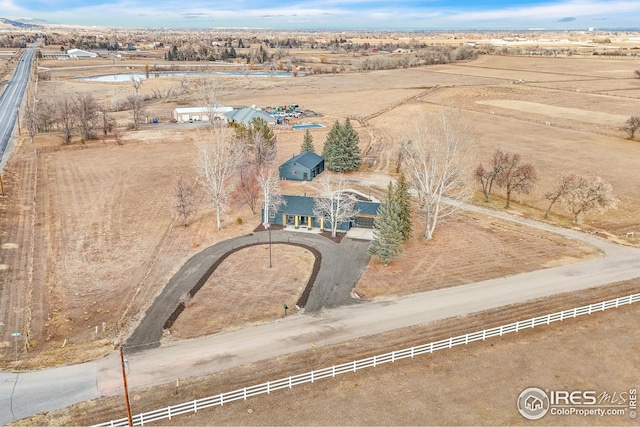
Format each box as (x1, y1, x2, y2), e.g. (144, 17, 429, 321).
(0, 42, 37, 169)
(2, 209, 640, 425)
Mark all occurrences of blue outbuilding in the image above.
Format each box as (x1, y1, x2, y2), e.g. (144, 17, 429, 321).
(279, 152, 325, 181)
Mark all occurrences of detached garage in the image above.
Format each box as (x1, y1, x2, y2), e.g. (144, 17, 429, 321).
(279, 152, 325, 181)
(172, 105, 233, 123)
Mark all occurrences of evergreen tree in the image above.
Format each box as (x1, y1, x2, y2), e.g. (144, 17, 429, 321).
(369, 182, 404, 266)
(322, 120, 342, 167)
(331, 118, 362, 172)
(343, 118, 362, 169)
(323, 118, 362, 172)
(300, 129, 315, 153)
(394, 173, 413, 241)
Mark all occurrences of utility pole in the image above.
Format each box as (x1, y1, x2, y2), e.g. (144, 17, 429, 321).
(120, 346, 133, 426)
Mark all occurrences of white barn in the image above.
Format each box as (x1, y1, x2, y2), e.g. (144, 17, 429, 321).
(66, 48, 98, 58)
(172, 105, 233, 123)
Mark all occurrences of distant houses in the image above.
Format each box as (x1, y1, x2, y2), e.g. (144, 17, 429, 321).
(279, 152, 325, 181)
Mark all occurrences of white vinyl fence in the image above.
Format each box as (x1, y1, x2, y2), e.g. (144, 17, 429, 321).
(94, 293, 640, 427)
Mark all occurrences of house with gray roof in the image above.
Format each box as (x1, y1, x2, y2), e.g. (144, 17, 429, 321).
(279, 152, 325, 181)
(225, 106, 276, 126)
(266, 195, 380, 231)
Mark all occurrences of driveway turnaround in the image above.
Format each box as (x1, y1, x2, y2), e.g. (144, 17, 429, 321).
(2, 213, 640, 425)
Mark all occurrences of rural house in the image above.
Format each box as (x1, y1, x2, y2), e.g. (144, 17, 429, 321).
(266, 195, 380, 231)
(225, 106, 276, 126)
(279, 152, 325, 181)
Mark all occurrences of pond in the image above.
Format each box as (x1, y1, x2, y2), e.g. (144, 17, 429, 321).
(76, 71, 299, 82)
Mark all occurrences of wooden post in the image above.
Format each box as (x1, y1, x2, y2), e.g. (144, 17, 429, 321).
(120, 346, 133, 426)
(0, 174, 5, 197)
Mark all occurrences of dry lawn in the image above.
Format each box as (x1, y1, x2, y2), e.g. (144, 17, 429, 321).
(169, 245, 315, 340)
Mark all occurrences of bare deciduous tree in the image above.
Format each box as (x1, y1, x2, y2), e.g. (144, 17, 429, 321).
(496, 152, 537, 209)
(127, 94, 146, 130)
(173, 175, 198, 226)
(544, 173, 576, 218)
(24, 95, 38, 144)
(475, 148, 506, 202)
(621, 115, 640, 139)
(401, 109, 475, 240)
(57, 97, 75, 144)
(195, 125, 242, 230)
(128, 76, 145, 130)
(559, 175, 618, 224)
(258, 166, 284, 225)
(234, 163, 261, 214)
(313, 174, 358, 238)
(74, 93, 99, 142)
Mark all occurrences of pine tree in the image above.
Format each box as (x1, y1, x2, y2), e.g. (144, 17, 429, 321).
(368, 182, 404, 266)
(394, 173, 413, 241)
(322, 120, 342, 168)
(300, 129, 315, 153)
(338, 118, 362, 171)
(326, 118, 362, 172)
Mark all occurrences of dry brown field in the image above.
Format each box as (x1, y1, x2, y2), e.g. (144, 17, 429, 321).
(2, 49, 640, 424)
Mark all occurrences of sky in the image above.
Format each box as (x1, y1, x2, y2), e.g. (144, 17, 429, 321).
(3, 0, 640, 30)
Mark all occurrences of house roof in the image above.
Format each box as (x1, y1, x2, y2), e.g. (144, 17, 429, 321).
(225, 106, 276, 125)
(281, 152, 324, 169)
(355, 201, 380, 216)
(280, 195, 316, 216)
(278, 195, 380, 217)
(66, 48, 98, 57)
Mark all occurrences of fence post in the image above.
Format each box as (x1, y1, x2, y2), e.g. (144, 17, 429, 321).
(573, 307, 577, 317)
(140, 413, 144, 426)
(615, 298, 619, 308)
(168, 405, 171, 420)
(482, 329, 486, 340)
(589, 304, 592, 314)
(353, 361, 356, 372)
(311, 371, 314, 383)
(244, 387, 247, 400)
(392, 351, 395, 362)
(515, 322, 519, 332)
(560, 311, 564, 321)
(268, 381, 271, 393)
(411, 347, 414, 358)
(221, 393, 224, 406)
(332, 366, 336, 377)
(194, 399, 197, 413)
(499, 325, 503, 336)
(373, 355, 376, 367)
(430, 342, 433, 353)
